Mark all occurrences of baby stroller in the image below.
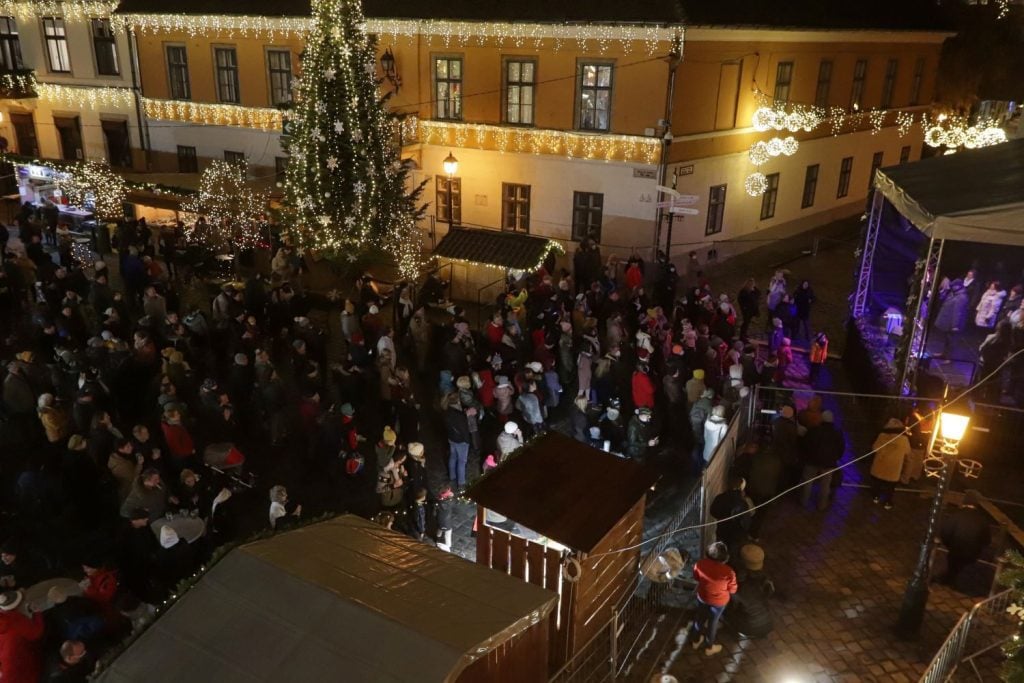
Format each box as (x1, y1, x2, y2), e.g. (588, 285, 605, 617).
(204, 442, 254, 490)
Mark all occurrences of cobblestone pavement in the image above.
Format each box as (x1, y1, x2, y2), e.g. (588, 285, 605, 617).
(660, 484, 984, 683)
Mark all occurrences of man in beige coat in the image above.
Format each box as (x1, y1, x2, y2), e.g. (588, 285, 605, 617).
(870, 417, 911, 510)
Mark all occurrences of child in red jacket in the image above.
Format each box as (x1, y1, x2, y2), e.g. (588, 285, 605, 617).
(687, 541, 737, 656)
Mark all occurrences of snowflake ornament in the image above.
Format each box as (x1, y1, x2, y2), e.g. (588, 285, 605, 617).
(344, 216, 356, 226)
(352, 130, 363, 142)
(319, 215, 331, 226)
(340, 45, 351, 58)
(331, 26, 342, 39)
(353, 181, 366, 194)
(324, 68, 336, 81)
(347, 252, 359, 262)
(326, 157, 338, 170)
(334, 120, 344, 134)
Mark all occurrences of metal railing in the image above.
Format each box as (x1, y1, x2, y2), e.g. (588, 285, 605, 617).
(919, 588, 1015, 683)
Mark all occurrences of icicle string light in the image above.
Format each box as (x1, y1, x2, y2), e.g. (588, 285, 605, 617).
(142, 97, 284, 131)
(36, 82, 134, 110)
(0, 1, 118, 20)
(112, 13, 680, 54)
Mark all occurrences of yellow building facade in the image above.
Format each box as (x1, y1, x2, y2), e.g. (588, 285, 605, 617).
(111, 2, 951, 263)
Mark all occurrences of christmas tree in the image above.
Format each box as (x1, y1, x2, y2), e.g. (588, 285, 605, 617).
(1002, 550, 1024, 681)
(283, 0, 425, 277)
(183, 160, 267, 250)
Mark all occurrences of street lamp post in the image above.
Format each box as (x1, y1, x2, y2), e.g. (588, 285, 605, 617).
(896, 410, 971, 636)
(442, 151, 458, 231)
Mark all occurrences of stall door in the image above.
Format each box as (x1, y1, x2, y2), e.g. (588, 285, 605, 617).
(53, 116, 82, 160)
(101, 119, 131, 168)
(10, 113, 37, 157)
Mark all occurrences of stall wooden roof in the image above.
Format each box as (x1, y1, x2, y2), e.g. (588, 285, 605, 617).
(468, 432, 657, 553)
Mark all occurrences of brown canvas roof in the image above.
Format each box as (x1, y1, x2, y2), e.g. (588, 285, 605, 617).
(433, 227, 559, 271)
(468, 432, 657, 553)
(95, 515, 557, 683)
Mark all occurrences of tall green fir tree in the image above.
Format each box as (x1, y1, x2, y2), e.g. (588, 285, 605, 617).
(283, 0, 425, 277)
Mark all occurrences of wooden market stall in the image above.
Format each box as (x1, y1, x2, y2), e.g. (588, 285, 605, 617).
(467, 432, 657, 671)
(95, 515, 558, 683)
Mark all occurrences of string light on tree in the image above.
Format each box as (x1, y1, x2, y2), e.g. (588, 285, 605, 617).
(282, 0, 426, 278)
(745, 172, 768, 197)
(54, 160, 127, 221)
(183, 161, 267, 249)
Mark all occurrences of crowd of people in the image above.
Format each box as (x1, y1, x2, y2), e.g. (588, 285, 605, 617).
(0, 194, 851, 679)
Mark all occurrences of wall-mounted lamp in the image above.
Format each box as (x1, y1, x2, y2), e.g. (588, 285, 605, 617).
(380, 47, 401, 93)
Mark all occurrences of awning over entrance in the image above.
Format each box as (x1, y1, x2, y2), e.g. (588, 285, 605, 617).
(433, 226, 561, 270)
(874, 139, 1024, 245)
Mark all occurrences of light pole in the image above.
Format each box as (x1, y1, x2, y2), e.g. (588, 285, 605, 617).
(442, 151, 458, 231)
(896, 409, 971, 636)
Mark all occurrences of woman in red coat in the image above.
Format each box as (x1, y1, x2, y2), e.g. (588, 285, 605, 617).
(0, 590, 44, 683)
(631, 364, 656, 410)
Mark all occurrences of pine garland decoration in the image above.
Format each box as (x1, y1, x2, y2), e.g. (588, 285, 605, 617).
(282, 0, 426, 278)
(1002, 550, 1024, 681)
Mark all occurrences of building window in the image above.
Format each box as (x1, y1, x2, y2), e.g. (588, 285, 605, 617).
(572, 191, 603, 241)
(801, 164, 819, 209)
(910, 57, 925, 106)
(435, 176, 461, 224)
(166, 45, 190, 100)
(434, 57, 462, 120)
(837, 156, 853, 198)
(705, 184, 726, 236)
(578, 62, 613, 131)
(214, 47, 240, 103)
(502, 183, 530, 232)
(0, 17, 23, 71)
(899, 145, 911, 164)
(850, 59, 867, 110)
(504, 59, 535, 125)
(815, 60, 832, 109)
(101, 120, 131, 167)
(869, 151, 884, 191)
(42, 17, 70, 73)
(773, 61, 793, 103)
(881, 58, 898, 109)
(11, 112, 37, 157)
(177, 145, 198, 173)
(224, 150, 246, 167)
(91, 18, 119, 75)
(267, 49, 292, 106)
(759, 173, 779, 220)
(53, 116, 82, 161)
(275, 156, 288, 177)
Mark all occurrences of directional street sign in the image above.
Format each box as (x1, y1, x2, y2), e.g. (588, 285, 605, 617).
(669, 206, 700, 216)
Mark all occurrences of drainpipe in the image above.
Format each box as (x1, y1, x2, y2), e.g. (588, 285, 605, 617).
(126, 27, 150, 168)
(653, 32, 683, 258)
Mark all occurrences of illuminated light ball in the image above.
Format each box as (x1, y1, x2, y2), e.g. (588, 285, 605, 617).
(962, 127, 981, 149)
(781, 136, 799, 156)
(745, 172, 768, 197)
(748, 142, 769, 166)
(944, 127, 967, 149)
(924, 126, 945, 148)
(752, 107, 776, 132)
(766, 138, 784, 156)
(784, 112, 803, 132)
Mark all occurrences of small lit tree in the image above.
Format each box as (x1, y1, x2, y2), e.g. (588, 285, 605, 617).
(1001, 550, 1024, 681)
(282, 0, 425, 277)
(55, 160, 127, 221)
(183, 161, 267, 250)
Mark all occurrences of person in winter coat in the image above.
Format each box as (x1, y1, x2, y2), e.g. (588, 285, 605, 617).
(36, 393, 69, 445)
(687, 542, 737, 657)
(729, 544, 774, 639)
(492, 376, 515, 419)
(975, 281, 1006, 329)
(108, 439, 142, 502)
(497, 421, 524, 460)
(443, 394, 472, 489)
(809, 332, 829, 384)
(685, 369, 707, 405)
(703, 405, 729, 463)
(434, 484, 456, 552)
(710, 475, 753, 552)
(934, 279, 969, 358)
(737, 278, 760, 341)
(576, 347, 594, 400)
(689, 388, 714, 472)
(515, 383, 545, 434)
(766, 271, 787, 318)
(939, 489, 993, 587)
(793, 280, 815, 340)
(869, 417, 911, 509)
(800, 411, 845, 510)
(0, 590, 45, 683)
(625, 408, 657, 461)
(631, 364, 656, 411)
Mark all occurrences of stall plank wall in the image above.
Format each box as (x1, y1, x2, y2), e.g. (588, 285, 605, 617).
(570, 497, 646, 649)
(455, 618, 550, 683)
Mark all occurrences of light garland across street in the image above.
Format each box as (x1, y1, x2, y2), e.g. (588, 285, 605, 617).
(112, 13, 680, 54)
(0, 0, 117, 20)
